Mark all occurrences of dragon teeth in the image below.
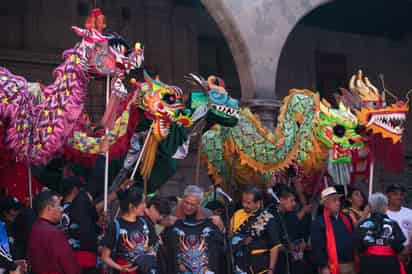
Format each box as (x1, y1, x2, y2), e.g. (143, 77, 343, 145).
(370, 112, 406, 134)
(212, 104, 239, 117)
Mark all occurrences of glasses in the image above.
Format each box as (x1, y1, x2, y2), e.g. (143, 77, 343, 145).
(183, 200, 199, 208)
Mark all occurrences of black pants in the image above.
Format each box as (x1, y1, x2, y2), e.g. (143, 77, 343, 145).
(235, 252, 269, 274)
(407, 259, 412, 274)
(275, 252, 305, 274)
(359, 255, 402, 274)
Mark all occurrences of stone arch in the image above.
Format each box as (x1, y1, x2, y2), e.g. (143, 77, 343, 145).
(201, 0, 334, 101)
(269, 0, 335, 97)
(201, 0, 256, 100)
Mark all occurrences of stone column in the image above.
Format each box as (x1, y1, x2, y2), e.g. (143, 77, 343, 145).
(242, 99, 282, 130)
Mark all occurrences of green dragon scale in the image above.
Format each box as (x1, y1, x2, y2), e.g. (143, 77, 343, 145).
(202, 89, 363, 190)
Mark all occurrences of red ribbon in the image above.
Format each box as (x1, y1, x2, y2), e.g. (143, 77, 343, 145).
(74, 251, 97, 268)
(324, 208, 359, 274)
(365, 246, 406, 274)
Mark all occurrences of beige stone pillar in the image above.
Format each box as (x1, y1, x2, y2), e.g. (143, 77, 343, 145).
(242, 99, 282, 130)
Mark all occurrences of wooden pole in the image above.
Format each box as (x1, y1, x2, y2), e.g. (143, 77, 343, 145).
(195, 133, 203, 186)
(129, 125, 153, 181)
(368, 160, 375, 198)
(103, 75, 110, 212)
(28, 165, 33, 208)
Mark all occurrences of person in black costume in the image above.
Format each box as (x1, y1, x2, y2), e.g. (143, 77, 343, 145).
(160, 185, 225, 274)
(230, 186, 282, 274)
(274, 185, 306, 274)
(353, 192, 406, 274)
(101, 187, 158, 274)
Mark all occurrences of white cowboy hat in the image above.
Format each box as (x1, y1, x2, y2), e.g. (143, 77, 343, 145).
(320, 186, 342, 205)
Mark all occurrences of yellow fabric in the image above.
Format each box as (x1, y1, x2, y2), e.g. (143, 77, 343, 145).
(230, 208, 257, 234)
(250, 249, 267, 255)
(140, 134, 160, 180)
(70, 103, 131, 153)
(250, 244, 282, 255)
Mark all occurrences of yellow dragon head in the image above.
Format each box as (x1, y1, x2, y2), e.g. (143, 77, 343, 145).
(337, 70, 409, 144)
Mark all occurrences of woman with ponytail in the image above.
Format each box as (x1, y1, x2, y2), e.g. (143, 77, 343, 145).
(101, 187, 150, 274)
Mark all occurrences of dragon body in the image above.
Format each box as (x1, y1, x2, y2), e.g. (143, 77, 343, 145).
(0, 26, 142, 166)
(202, 89, 363, 189)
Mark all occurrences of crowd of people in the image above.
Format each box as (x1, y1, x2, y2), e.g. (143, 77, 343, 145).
(1, 176, 412, 274)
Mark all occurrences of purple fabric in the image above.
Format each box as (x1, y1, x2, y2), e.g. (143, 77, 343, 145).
(0, 49, 88, 165)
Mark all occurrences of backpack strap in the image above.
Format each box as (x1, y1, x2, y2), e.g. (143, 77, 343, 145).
(112, 220, 121, 255)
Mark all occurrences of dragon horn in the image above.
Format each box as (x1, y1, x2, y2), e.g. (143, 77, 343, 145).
(143, 70, 153, 88)
(405, 89, 412, 105)
(184, 73, 208, 92)
(349, 74, 356, 91)
(338, 101, 347, 112)
(207, 76, 226, 94)
(334, 93, 343, 105)
(364, 77, 379, 95)
(71, 26, 87, 38)
(320, 99, 330, 115)
(356, 70, 368, 90)
(340, 87, 362, 110)
(144, 69, 164, 90)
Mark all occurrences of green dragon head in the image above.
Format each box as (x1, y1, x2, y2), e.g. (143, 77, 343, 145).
(184, 73, 239, 127)
(317, 99, 363, 163)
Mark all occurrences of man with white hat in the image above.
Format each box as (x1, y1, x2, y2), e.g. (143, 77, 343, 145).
(311, 187, 356, 274)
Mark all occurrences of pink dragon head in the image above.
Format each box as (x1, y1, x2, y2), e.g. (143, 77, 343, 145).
(70, 26, 144, 78)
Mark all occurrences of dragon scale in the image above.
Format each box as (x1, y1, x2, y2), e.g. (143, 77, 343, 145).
(202, 89, 356, 189)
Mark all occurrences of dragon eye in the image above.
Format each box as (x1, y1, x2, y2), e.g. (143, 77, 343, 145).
(163, 94, 176, 104)
(333, 125, 346, 138)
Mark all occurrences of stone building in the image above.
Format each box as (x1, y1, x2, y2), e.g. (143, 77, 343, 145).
(1, 0, 411, 201)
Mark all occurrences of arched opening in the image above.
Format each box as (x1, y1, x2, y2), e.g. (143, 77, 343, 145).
(276, 0, 412, 197)
(277, 0, 412, 101)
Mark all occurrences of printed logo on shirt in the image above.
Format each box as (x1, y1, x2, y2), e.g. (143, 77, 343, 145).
(119, 227, 155, 262)
(401, 219, 412, 234)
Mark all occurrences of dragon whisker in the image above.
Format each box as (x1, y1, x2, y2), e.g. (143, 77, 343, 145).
(379, 74, 399, 102)
(405, 89, 412, 105)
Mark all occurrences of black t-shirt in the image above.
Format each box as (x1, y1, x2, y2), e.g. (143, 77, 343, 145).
(102, 217, 156, 265)
(140, 215, 160, 251)
(161, 218, 225, 274)
(60, 191, 99, 252)
(278, 211, 304, 245)
(231, 208, 282, 274)
(354, 213, 406, 253)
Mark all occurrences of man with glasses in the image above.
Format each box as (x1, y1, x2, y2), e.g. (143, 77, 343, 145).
(28, 190, 80, 274)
